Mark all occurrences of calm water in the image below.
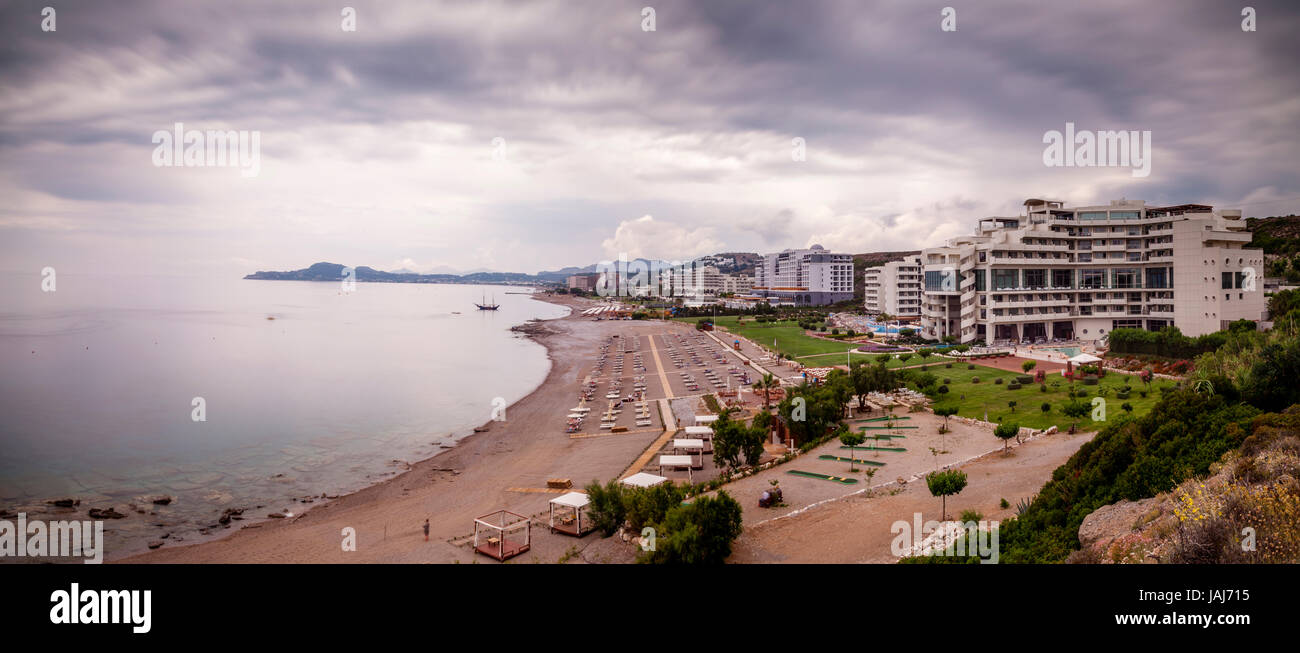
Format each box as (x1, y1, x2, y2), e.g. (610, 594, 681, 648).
(0, 274, 567, 557)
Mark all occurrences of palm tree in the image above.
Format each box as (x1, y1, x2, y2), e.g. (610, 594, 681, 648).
(755, 373, 777, 408)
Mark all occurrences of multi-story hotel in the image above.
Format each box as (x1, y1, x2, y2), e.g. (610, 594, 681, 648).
(720, 274, 753, 295)
(864, 256, 923, 319)
(919, 199, 1267, 344)
(752, 245, 855, 305)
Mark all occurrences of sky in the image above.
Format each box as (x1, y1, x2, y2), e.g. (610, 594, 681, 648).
(1, 0, 1298, 277)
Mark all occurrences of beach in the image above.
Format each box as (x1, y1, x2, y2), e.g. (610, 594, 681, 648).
(119, 294, 669, 563)
(120, 294, 1094, 564)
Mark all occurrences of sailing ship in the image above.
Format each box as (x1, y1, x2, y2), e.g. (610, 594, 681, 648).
(475, 291, 500, 311)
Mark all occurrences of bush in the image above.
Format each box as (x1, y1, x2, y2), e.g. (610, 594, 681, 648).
(959, 509, 984, 523)
(1040, 384, 1048, 393)
(937, 385, 949, 394)
(1016, 375, 1033, 385)
(1007, 381, 1022, 390)
(967, 364, 975, 370)
(584, 479, 628, 536)
(1000, 498, 1010, 509)
(994, 378, 1004, 385)
(639, 491, 744, 564)
(970, 376, 980, 383)
(945, 363, 953, 369)
(1082, 377, 1099, 386)
(942, 378, 951, 385)
(1040, 402, 1051, 413)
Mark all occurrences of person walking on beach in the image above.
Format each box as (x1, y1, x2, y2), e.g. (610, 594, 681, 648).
(423, 518, 430, 542)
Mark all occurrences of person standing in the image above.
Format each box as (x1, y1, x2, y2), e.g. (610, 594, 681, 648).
(423, 518, 430, 542)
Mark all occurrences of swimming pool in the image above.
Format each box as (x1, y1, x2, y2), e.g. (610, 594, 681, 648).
(1047, 346, 1081, 357)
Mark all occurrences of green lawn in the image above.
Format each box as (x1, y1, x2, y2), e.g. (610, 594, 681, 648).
(911, 363, 1175, 433)
(675, 316, 860, 358)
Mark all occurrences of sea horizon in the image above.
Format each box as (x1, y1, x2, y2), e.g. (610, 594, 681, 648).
(0, 273, 569, 559)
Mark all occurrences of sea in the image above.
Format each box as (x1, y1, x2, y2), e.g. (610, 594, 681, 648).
(0, 274, 568, 559)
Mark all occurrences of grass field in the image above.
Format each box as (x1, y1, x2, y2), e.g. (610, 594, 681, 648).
(675, 316, 859, 358)
(911, 363, 1175, 432)
(676, 315, 926, 363)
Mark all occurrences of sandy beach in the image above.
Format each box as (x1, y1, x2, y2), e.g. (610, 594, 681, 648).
(120, 296, 1092, 564)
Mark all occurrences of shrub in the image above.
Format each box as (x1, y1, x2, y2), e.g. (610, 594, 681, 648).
(942, 378, 951, 385)
(970, 376, 980, 384)
(967, 364, 975, 370)
(1041, 402, 1051, 413)
(959, 509, 984, 523)
(1007, 381, 1021, 390)
(945, 363, 953, 369)
(639, 491, 744, 564)
(999, 498, 1010, 509)
(937, 385, 949, 394)
(1082, 377, 1099, 386)
(584, 479, 628, 536)
(1040, 384, 1048, 393)
(994, 378, 1004, 385)
(1016, 375, 1033, 385)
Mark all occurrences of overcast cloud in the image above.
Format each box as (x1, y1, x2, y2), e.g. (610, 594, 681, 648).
(1, 0, 1297, 275)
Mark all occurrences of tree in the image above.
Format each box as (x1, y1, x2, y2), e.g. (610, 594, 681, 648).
(753, 373, 777, 408)
(994, 421, 1018, 454)
(711, 410, 766, 473)
(933, 405, 958, 430)
(1061, 400, 1089, 432)
(640, 491, 744, 564)
(1007, 400, 1017, 413)
(1040, 402, 1051, 413)
(876, 353, 893, 364)
(1022, 360, 1037, 373)
(917, 348, 933, 362)
(898, 352, 914, 364)
(584, 479, 628, 536)
(838, 426, 865, 471)
(926, 469, 968, 521)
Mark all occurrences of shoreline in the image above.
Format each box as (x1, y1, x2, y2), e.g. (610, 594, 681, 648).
(115, 292, 630, 563)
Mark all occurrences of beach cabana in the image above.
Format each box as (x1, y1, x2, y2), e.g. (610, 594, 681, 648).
(620, 472, 669, 488)
(694, 414, 719, 425)
(659, 454, 695, 482)
(672, 438, 706, 468)
(473, 510, 531, 561)
(1066, 352, 1104, 377)
(548, 492, 593, 537)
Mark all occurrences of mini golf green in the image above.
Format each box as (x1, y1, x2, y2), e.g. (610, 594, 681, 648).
(818, 455, 885, 466)
(860, 425, 918, 430)
(860, 416, 911, 422)
(851, 433, 906, 439)
(786, 470, 859, 484)
(841, 445, 907, 452)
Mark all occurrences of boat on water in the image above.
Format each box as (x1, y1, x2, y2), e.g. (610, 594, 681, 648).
(475, 291, 500, 311)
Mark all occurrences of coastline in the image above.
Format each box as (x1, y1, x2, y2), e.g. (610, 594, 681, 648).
(115, 292, 646, 563)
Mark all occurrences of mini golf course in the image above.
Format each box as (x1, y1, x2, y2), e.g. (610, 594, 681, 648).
(786, 470, 859, 484)
(818, 455, 885, 466)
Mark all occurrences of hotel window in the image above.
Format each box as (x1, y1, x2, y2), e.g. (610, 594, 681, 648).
(1080, 211, 1108, 221)
(1081, 270, 1105, 289)
(1222, 272, 1234, 289)
(974, 269, 986, 291)
(1052, 269, 1073, 288)
(1024, 269, 1046, 288)
(1111, 211, 1140, 220)
(993, 269, 1019, 290)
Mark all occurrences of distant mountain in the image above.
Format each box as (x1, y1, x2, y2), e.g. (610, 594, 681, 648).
(245, 262, 546, 285)
(1247, 215, 1300, 256)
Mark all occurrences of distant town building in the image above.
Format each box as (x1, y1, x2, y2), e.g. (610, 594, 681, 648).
(919, 199, 1267, 344)
(864, 256, 922, 318)
(752, 245, 854, 305)
(566, 273, 600, 292)
(720, 274, 753, 295)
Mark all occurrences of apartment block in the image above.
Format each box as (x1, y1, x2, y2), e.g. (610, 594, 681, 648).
(864, 256, 923, 318)
(752, 245, 854, 305)
(919, 199, 1267, 344)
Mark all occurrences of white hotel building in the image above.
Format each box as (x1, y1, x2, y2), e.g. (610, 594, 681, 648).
(864, 256, 923, 319)
(752, 245, 855, 306)
(919, 199, 1267, 344)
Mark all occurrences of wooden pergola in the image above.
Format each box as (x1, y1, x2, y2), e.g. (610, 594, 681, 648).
(473, 510, 531, 561)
